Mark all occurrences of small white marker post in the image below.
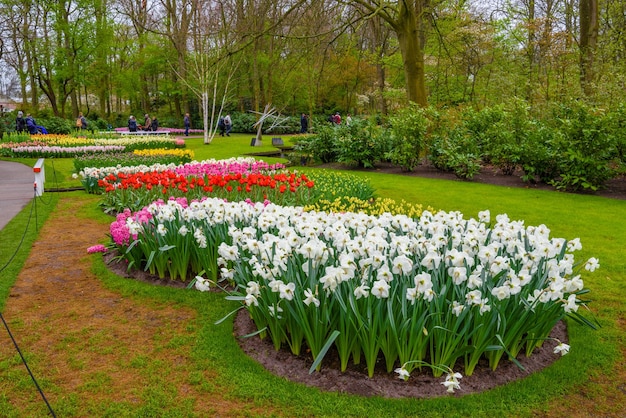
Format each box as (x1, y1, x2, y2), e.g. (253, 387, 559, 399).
(33, 158, 45, 196)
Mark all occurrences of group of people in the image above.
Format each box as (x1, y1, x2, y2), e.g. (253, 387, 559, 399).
(14, 109, 354, 137)
(217, 114, 232, 136)
(327, 112, 352, 126)
(15, 111, 42, 134)
(16, 110, 84, 134)
(128, 113, 159, 132)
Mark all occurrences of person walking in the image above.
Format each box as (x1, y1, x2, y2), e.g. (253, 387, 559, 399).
(218, 116, 226, 136)
(184, 113, 190, 136)
(224, 114, 232, 136)
(300, 113, 308, 133)
(15, 111, 26, 133)
(76, 112, 87, 131)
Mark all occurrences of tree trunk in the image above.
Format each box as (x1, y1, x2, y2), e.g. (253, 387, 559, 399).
(579, 0, 598, 98)
(395, 1, 428, 107)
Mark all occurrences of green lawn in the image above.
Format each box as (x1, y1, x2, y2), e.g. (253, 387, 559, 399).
(0, 133, 624, 417)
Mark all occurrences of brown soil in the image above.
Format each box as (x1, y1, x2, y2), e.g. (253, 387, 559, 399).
(234, 310, 568, 399)
(1, 163, 624, 415)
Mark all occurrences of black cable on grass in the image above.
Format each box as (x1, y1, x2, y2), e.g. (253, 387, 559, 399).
(0, 182, 55, 415)
(0, 312, 57, 417)
(0, 188, 36, 275)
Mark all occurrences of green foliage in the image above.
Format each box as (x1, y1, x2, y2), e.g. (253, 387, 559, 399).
(547, 102, 618, 191)
(518, 123, 560, 183)
(229, 112, 257, 134)
(294, 124, 338, 163)
(305, 170, 375, 203)
(429, 122, 481, 180)
(37, 116, 76, 134)
(335, 119, 389, 168)
(604, 102, 626, 168)
(386, 103, 433, 171)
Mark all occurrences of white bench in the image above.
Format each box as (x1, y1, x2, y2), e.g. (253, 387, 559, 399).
(120, 131, 170, 136)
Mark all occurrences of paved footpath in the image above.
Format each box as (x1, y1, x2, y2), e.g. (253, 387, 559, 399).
(0, 160, 35, 231)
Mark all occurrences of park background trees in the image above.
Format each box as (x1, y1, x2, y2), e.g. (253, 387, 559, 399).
(0, 0, 619, 125)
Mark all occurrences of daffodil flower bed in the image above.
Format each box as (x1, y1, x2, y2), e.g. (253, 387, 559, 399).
(109, 198, 598, 383)
(29, 134, 94, 146)
(303, 170, 375, 202)
(132, 147, 194, 161)
(304, 196, 429, 218)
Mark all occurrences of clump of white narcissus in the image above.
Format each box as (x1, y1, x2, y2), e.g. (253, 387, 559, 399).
(115, 198, 598, 392)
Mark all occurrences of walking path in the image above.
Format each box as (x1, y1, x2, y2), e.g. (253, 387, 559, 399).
(0, 160, 35, 231)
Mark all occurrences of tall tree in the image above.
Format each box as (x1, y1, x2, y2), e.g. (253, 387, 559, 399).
(345, 0, 431, 106)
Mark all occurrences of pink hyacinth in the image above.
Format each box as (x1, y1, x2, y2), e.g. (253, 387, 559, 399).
(87, 244, 107, 254)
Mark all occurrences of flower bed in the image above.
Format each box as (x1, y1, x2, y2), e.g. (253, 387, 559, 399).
(133, 147, 194, 161)
(109, 197, 597, 387)
(9, 145, 126, 158)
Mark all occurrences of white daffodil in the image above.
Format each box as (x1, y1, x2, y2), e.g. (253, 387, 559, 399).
(157, 223, 168, 236)
(566, 238, 582, 252)
(451, 301, 465, 317)
(394, 367, 410, 381)
(478, 209, 490, 223)
(441, 371, 462, 393)
(423, 288, 436, 302)
(244, 294, 259, 307)
(371, 279, 390, 299)
(491, 285, 511, 301)
(353, 284, 370, 300)
(268, 305, 283, 318)
(246, 281, 261, 296)
(563, 294, 579, 313)
(268, 279, 284, 293)
(465, 290, 482, 305)
(303, 288, 320, 307)
(406, 287, 418, 303)
(194, 276, 211, 292)
(584, 257, 600, 272)
(278, 282, 296, 301)
(391, 255, 413, 275)
(448, 266, 467, 285)
(478, 298, 491, 315)
(553, 342, 570, 356)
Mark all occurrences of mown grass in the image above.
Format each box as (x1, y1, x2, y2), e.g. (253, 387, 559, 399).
(0, 133, 624, 416)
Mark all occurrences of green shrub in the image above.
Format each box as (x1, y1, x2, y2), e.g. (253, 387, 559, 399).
(548, 102, 618, 191)
(335, 118, 389, 168)
(294, 124, 338, 164)
(386, 103, 432, 171)
(429, 128, 481, 179)
(519, 123, 560, 183)
(37, 116, 75, 134)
